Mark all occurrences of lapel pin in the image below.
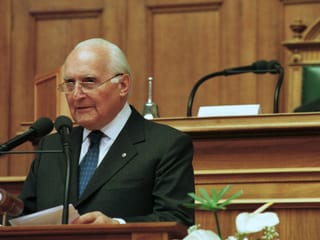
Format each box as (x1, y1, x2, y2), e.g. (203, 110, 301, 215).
(121, 153, 127, 158)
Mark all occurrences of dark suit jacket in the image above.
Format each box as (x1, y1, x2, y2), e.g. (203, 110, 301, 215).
(19, 107, 195, 226)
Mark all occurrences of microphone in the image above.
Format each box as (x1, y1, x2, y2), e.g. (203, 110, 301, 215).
(0, 117, 54, 154)
(0, 188, 24, 216)
(268, 60, 283, 73)
(223, 60, 277, 75)
(54, 115, 73, 225)
(186, 60, 284, 116)
(54, 115, 73, 143)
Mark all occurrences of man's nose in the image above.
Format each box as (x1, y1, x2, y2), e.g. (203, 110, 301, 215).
(72, 83, 86, 97)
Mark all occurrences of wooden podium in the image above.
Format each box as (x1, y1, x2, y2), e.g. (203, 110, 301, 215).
(3, 112, 320, 239)
(155, 113, 320, 239)
(0, 222, 187, 240)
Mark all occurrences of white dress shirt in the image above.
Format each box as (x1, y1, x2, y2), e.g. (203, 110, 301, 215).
(79, 103, 132, 166)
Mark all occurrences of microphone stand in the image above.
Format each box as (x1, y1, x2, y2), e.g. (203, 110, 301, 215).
(1, 147, 71, 224)
(0, 150, 63, 155)
(54, 115, 73, 225)
(186, 67, 283, 116)
(187, 71, 225, 117)
(273, 66, 284, 114)
(61, 139, 72, 224)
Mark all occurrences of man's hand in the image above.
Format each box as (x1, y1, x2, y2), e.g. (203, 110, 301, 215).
(71, 211, 120, 224)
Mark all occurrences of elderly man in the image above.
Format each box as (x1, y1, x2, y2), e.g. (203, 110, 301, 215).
(19, 38, 195, 226)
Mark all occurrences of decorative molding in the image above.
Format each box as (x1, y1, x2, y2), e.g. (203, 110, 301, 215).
(223, 198, 320, 210)
(195, 168, 320, 184)
(155, 113, 320, 138)
(146, 0, 223, 11)
(0, 176, 25, 182)
(281, 0, 320, 4)
(29, 9, 103, 20)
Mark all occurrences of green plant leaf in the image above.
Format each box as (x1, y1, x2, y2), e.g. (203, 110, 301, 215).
(217, 184, 231, 200)
(220, 190, 243, 208)
(199, 188, 212, 203)
(211, 188, 218, 202)
(185, 185, 242, 212)
(188, 192, 206, 204)
(184, 185, 244, 240)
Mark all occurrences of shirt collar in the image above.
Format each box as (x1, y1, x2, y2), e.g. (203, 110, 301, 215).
(82, 103, 132, 141)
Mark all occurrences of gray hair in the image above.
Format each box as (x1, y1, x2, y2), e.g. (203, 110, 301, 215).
(74, 38, 132, 77)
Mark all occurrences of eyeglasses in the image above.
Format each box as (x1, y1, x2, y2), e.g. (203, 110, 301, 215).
(58, 73, 123, 93)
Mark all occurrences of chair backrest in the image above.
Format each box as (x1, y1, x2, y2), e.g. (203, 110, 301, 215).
(294, 65, 320, 112)
(301, 65, 320, 105)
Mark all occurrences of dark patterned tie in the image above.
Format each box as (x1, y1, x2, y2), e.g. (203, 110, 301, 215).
(78, 130, 103, 197)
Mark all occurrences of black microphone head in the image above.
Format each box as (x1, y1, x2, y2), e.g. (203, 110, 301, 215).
(54, 115, 73, 133)
(30, 117, 54, 137)
(252, 60, 269, 70)
(267, 60, 283, 73)
(268, 60, 281, 68)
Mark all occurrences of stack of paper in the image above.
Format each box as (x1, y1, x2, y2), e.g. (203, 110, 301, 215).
(9, 204, 79, 226)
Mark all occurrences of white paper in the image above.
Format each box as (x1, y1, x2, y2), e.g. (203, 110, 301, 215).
(9, 204, 79, 226)
(197, 104, 261, 117)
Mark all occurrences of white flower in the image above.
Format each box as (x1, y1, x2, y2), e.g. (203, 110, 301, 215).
(234, 202, 279, 234)
(183, 225, 221, 240)
(235, 212, 279, 234)
(225, 236, 238, 240)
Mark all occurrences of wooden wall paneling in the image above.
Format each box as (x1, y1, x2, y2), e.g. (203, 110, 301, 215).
(34, 72, 59, 120)
(192, 135, 320, 170)
(195, 169, 320, 198)
(219, 0, 248, 108)
(103, 0, 128, 51)
(9, 0, 36, 175)
(219, 0, 284, 114)
(0, 0, 11, 175)
(237, 0, 258, 106)
(34, 68, 72, 120)
(127, 0, 223, 118)
(255, 0, 284, 113)
(29, 0, 105, 76)
(283, 0, 320, 31)
(152, 1, 223, 117)
(126, 0, 150, 114)
(127, 0, 287, 117)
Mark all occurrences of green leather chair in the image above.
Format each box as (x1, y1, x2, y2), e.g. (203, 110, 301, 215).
(294, 65, 320, 112)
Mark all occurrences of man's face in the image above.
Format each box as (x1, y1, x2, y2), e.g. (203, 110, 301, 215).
(63, 47, 129, 130)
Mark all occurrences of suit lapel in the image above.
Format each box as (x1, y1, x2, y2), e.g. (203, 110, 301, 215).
(68, 127, 83, 204)
(77, 107, 146, 203)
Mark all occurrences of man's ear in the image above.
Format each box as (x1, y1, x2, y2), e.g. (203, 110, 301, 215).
(118, 74, 130, 97)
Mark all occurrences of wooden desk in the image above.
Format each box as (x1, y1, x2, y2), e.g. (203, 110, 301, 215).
(154, 113, 320, 198)
(155, 113, 320, 239)
(0, 222, 187, 240)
